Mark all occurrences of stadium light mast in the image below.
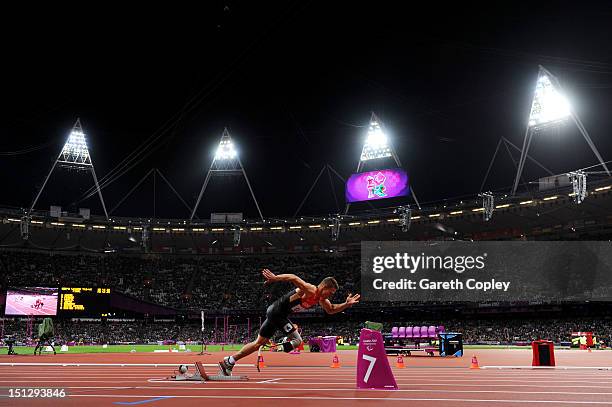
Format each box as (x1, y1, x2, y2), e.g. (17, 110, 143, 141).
(28, 118, 109, 220)
(190, 128, 264, 222)
(511, 66, 610, 195)
(344, 112, 421, 214)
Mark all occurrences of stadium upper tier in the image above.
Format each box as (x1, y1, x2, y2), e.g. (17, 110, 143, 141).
(1, 178, 611, 252)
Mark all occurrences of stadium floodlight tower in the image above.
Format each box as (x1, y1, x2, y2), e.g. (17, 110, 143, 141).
(28, 119, 109, 226)
(512, 66, 610, 195)
(190, 128, 263, 222)
(344, 112, 421, 214)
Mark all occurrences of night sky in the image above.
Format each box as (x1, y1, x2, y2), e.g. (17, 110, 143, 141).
(2, 2, 612, 220)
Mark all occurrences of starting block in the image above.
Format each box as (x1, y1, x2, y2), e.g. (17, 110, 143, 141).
(170, 362, 249, 382)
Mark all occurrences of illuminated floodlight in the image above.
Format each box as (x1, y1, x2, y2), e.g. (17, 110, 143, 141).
(513, 66, 609, 196)
(214, 137, 237, 161)
(360, 116, 392, 161)
(191, 127, 264, 221)
(59, 119, 92, 167)
(528, 71, 571, 129)
(28, 118, 109, 224)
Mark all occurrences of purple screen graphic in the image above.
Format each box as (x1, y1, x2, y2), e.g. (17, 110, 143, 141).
(345, 168, 409, 203)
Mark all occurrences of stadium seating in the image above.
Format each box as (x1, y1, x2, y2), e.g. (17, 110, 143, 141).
(388, 325, 447, 341)
(391, 326, 399, 338)
(0, 251, 359, 311)
(421, 325, 429, 338)
(427, 326, 436, 338)
(398, 326, 406, 338)
(405, 326, 412, 339)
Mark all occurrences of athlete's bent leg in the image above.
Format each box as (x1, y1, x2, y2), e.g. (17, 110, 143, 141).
(232, 334, 269, 362)
(282, 330, 303, 352)
(219, 315, 276, 376)
(218, 335, 268, 376)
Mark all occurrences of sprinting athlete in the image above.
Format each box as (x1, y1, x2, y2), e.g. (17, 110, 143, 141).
(218, 268, 360, 375)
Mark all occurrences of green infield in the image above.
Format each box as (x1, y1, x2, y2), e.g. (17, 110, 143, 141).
(3, 344, 246, 354)
(2, 344, 356, 354)
(1, 343, 581, 355)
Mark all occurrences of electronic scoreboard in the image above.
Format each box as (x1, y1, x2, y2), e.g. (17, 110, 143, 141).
(59, 287, 111, 316)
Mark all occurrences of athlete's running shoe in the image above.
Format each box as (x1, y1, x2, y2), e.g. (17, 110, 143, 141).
(218, 357, 234, 376)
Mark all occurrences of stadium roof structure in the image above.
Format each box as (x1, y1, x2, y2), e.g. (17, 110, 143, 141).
(5, 67, 610, 243)
(2, 175, 612, 252)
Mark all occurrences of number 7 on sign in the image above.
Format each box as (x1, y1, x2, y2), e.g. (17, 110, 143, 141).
(362, 354, 376, 383)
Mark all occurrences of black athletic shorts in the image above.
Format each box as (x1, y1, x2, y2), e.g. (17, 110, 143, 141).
(259, 291, 297, 339)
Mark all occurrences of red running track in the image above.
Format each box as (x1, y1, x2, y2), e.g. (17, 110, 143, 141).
(2, 349, 612, 406)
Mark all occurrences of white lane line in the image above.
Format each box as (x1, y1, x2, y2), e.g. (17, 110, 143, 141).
(12, 366, 612, 374)
(243, 376, 612, 384)
(10, 372, 612, 378)
(3, 375, 612, 382)
(55, 394, 612, 404)
(262, 382, 612, 389)
(2, 370, 612, 379)
(257, 378, 282, 384)
(0, 369, 612, 382)
(4, 378, 612, 385)
(126, 386, 612, 396)
(0, 380, 147, 383)
(4, 383, 612, 395)
(0, 371, 172, 380)
(6, 383, 612, 391)
(0, 363, 249, 368)
(11, 370, 612, 383)
(5, 380, 612, 390)
(147, 379, 205, 384)
(0, 386, 132, 390)
(483, 366, 612, 370)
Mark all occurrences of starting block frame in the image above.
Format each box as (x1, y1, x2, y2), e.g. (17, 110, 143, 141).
(170, 362, 248, 382)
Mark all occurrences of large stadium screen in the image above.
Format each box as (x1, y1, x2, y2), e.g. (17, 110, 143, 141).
(5, 287, 59, 316)
(345, 168, 409, 203)
(59, 287, 111, 316)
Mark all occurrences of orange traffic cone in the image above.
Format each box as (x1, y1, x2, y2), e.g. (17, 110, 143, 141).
(396, 354, 405, 369)
(470, 355, 480, 369)
(257, 354, 266, 369)
(330, 353, 341, 368)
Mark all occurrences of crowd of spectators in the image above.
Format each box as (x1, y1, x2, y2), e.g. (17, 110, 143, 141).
(3, 317, 611, 347)
(0, 319, 237, 345)
(1, 249, 612, 348)
(456, 318, 612, 345)
(0, 250, 359, 311)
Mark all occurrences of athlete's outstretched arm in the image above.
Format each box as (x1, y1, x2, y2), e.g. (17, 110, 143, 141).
(261, 269, 315, 293)
(319, 293, 360, 315)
